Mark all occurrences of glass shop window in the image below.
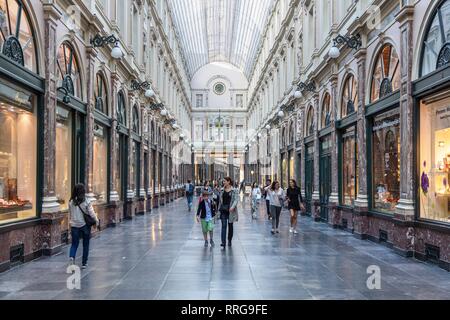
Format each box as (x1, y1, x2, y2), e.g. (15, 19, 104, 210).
(93, 123, 108, 204)
(0, 90, 37, 224)
(371, 109, 400, 213)
(420, 95, 450, 223)
(341, 126, 358, 206)
(130, 142, 137, 192)
(55, 106, 72, 211)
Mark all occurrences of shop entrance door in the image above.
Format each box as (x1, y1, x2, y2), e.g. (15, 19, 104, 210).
(305, 144, 314, 216)
(119, 134, 128, 218)
(319, 136, 331, 222)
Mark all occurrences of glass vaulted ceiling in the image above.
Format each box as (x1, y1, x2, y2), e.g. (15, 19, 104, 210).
(168, 0, 275, 80)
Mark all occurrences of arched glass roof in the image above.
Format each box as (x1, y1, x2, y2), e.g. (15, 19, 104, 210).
(168, 0, 275, 80)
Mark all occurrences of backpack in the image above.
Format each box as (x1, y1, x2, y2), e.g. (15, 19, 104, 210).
(186, 183, 194, 195)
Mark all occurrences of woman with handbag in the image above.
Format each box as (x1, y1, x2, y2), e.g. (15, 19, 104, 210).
(219, 177, 239, 249)
(68, 184, 99, 269)
(250, 182, 261, 219)
(286, 179, 305, 234)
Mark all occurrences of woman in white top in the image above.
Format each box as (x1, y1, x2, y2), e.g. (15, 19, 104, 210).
(69, 184, 99, 269)
(265, 181, 286, 234)
(250, 182, 262, 219)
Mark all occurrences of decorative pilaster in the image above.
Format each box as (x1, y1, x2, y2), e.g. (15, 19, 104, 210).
(395, 5, 415, 220)
(353, 47, 369, 238)
(85, 46, 97, 203)
(298, 105, 306, 202)
(110, 72, 120, 202)
(329, 72, 340, 226)
(312, 93, 321, 221)
(41, 2, 62, 214)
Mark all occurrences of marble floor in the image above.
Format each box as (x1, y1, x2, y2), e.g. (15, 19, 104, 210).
(1, 196, 449, 300)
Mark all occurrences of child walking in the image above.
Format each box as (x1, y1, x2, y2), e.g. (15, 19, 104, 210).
(196, 191, 216, 247)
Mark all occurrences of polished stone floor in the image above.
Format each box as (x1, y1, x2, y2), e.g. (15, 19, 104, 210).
(1, 196, 450, 300)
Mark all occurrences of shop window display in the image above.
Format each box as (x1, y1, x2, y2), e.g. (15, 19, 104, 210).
(93, 123, 107, 204)
(0, 94, 36, 224)
(372, 109, 400, 213)
(55, 106, 72, 211)
(341, 126, 358, 206)
(420, 95, 450, 223)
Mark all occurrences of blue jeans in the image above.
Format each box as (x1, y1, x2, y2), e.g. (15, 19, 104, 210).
(187, 194, 193, 210)
(69, 225, 91, 265)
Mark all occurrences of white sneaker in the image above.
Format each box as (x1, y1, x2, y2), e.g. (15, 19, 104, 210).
(289, 228, 293, 233)
(293, 229, 298, 234)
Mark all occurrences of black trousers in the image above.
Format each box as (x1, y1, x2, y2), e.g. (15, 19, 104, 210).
(265, 199, 271, 217)
(221, 216, 234, 244)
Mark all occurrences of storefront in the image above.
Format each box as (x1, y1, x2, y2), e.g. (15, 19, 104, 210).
(55, 43, 86, 213)
(318, 93, 332, 222)
(130, 104, 142, 215)
(304, 106, 315, 215)
(415, 0, 450, 226)
(116, 91, 129, 218)
(0, 0, 44, 270)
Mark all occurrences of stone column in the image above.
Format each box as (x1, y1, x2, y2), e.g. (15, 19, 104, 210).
(109, 72, 120, 203)
(329, 71, 340, 227)
(353, 48, 369, 238)
(85, 47, 97, 203)
(41, 2, 61, 214)
(395, 5, 415, 256)
(126, 93, 135, 219)
(139, 105, 146, 199)
(40, 3, 62, 255)
(312, 93, 321, 221)
(298, 105, 306, 204)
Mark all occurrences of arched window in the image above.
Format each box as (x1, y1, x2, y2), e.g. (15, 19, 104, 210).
(321, 93, 331, 129)
(57, 43, 82, 99)
(151, 121, 155, 143)
(289, 121, 295, 145)
(281, 127, 286, 147)
(117, 91, 126, 126)
(371, 44, 400, 102)
(306, 106, 314, 137)
(94, 73, 108, 114)
(341, 74, 358, 119)
(132, 105, 139, 134)
(0, 0, 37, 72)
(421, 0, 450, 76)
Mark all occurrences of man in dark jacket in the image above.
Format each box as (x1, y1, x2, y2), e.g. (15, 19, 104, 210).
(196, 191, 216, 247)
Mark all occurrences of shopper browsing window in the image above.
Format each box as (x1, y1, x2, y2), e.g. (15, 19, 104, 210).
(68, 184, 99, 269)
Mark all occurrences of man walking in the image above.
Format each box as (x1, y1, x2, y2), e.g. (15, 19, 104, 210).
(262, 179, 272, 220)
(185, 180, 195, 211)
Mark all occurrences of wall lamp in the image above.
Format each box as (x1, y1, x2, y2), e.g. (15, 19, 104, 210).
(91, 34, 123, 59)
(130, 79, 154, 98)
(293, 81, 316, 99)
(329, 34, 362, 59)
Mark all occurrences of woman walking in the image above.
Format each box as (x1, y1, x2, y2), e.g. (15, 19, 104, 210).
(69, 184, 99, 269)
(286, 179, 305, 234)
(219, 177, 239, 249)
(250, 182, 261, 219)
(265, 181, 285, 235)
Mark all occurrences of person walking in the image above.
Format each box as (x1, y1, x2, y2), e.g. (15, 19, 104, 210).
(196, 191, 216, 247)
(68, 184, 99, 269)
(185, 180, 195, 211)
(250, 182, 262, 219)
(212, 181, 221, 211)
(286, 179, 305, 234)
(265, 181, 285, 235)
(218, 177, 239, 249)
(262, 179, 272, 220)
